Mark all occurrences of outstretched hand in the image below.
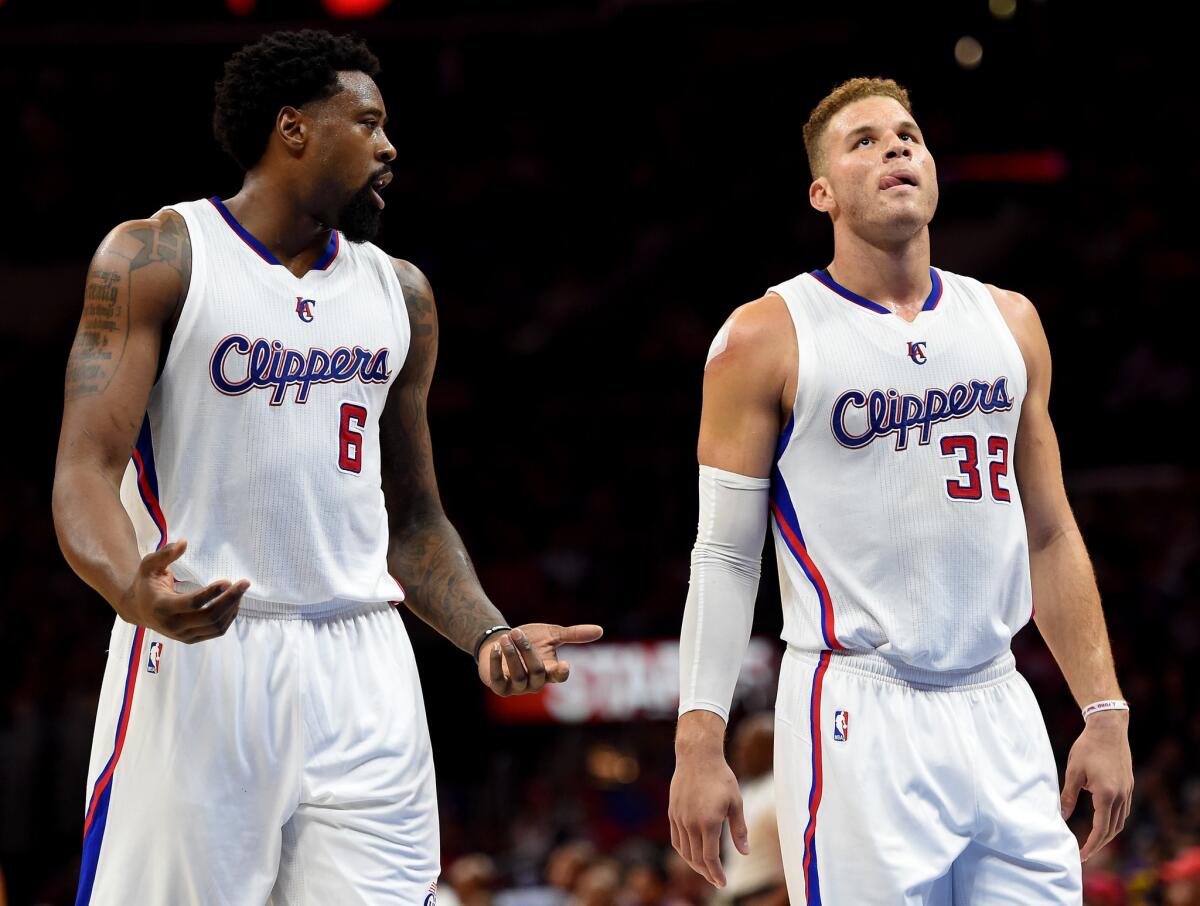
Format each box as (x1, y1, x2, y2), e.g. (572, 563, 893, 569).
(118, 538, 251, 643)
(1060, 712, 1134, 861)
(477, 622, 604, 696)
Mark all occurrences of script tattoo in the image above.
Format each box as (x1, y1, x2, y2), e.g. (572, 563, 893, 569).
(64, 213, 190, 400)
(382, 261, 506, 653)
(66, 269, 127, 398)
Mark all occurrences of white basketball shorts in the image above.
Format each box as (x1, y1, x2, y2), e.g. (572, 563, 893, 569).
(75, 598, 440, 906)
(774, 647, 1082, 905)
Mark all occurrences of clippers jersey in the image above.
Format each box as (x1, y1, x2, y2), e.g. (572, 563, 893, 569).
(118, 198, 409, 607)
(767, 267, 1031, 673)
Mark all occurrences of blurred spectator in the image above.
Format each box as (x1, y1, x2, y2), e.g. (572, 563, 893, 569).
(618, 857, 667, 906)
(445, 854, 497, 906)
(1162, 846, 1200, 906)
(571, 858, 621, 906)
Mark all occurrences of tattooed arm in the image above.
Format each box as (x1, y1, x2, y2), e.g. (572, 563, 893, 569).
(53, 212, 248, 641)
(382, 260, 602, 695)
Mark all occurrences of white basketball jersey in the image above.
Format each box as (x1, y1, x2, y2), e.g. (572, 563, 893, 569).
(766, 267, 1031, 673)
(118, 198, 409, 607)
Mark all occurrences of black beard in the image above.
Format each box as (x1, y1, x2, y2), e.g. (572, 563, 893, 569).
(336, 182, 383, 243)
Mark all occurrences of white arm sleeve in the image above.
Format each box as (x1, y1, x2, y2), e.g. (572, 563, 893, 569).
(678, 464, 771, 722)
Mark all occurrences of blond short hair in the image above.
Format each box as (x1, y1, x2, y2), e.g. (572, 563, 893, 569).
(802, 77, 913, 178)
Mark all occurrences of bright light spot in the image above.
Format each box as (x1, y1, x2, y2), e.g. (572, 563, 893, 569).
(226, 0, 256, 14)
(955, 36, 984, 69)
(322, 0, 392, 17)
(990, 0, 1017, 18)
(587, 745, 640, 785)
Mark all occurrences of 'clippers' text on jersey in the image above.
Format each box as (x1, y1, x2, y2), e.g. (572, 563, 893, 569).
(118, 198, 411, 608)
(766, 268, 1031, 674)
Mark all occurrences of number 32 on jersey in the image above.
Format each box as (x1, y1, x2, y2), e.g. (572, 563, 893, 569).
(939, 433, 1011, 503)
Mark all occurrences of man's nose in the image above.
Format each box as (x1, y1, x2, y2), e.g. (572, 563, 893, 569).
(378, 131, 397, 163)
(884, 135, 912, 160)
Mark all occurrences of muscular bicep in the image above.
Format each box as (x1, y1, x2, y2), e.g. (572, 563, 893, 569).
(989, 284, 1076, 550)
(379, 259, 443, 523)
(696, 295, 794, 478)
(58, 214, 188, 481)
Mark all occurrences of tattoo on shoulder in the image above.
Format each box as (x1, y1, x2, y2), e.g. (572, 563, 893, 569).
(127, 212, 192, 284)
(64, 213, 191, 401)
(394, 260, 436, 339)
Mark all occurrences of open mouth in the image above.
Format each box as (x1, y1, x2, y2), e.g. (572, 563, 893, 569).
(880, 172, 918, 190)
(369, 171, 393, 209)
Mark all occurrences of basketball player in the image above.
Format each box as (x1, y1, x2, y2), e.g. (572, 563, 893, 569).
(52, 30, 602, 904)
(669, 78, 1133, 903)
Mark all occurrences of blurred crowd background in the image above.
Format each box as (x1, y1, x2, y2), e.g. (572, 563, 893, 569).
(1, 0, 1197, 904)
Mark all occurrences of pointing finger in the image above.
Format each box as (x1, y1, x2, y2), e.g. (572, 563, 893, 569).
(557, 624, 604, 645)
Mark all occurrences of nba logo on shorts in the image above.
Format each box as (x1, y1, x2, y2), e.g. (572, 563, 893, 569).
(146, 640, 163, 674)
(833, 709, 849, 742)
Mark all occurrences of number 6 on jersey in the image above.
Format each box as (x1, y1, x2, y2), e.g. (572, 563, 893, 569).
(339, 402, 368, 474)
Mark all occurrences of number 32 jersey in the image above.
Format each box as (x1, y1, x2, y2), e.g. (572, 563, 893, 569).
(119, 198, 409, 607)
(766, 267, 1031, 674)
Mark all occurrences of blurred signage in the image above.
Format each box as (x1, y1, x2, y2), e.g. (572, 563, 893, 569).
(486, 637, 781, 723)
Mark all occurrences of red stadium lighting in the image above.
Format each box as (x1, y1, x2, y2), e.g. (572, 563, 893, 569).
(321, 0, 393, 17)
(226, 0, 256, 15)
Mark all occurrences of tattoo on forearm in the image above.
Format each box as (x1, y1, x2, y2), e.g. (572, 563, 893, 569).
(383, 260, 504, 651)
(391, 522, 504, 652)
(64, 213, 190, 401)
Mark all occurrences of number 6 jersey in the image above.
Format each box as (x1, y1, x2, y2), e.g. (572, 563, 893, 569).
(766, 267, 1031, 675)
(119, 197, 409, 607)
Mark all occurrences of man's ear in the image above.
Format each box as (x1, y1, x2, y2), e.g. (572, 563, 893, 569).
(276, 106, 307, 155)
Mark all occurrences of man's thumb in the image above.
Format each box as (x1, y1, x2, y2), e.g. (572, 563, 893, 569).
(1060, 768, 1084, 820)
(728, 797, 750, 855)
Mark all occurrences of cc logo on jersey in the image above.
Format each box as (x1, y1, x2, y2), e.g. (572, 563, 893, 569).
(295, 297, 317, 323)
(907, 340, 928, 365)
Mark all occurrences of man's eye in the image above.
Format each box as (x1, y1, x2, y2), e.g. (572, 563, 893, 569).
(857, 137, 872, 147)
(362, 120, 378, 129)
(900, 133, 916, 142)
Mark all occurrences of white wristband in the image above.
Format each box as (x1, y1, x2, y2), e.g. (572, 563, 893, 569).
(1082, 699, 1129, 720)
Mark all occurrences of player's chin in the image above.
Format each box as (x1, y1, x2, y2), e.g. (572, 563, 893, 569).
(335, 185, 385, 243)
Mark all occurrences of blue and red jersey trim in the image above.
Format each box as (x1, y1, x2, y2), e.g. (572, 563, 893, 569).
(801, 651, 832, 904)
(208, 197, 339, 271)
(771, 413, 843, 649)
(76, 416, 169, 902)
(809, 267, 943, 314)
(75, 625, 146, 905)
(132, 416, 167, 549)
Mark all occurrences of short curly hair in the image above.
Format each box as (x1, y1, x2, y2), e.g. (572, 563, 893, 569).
(213, 29, 381, 171)
(802, 77, 913, 179)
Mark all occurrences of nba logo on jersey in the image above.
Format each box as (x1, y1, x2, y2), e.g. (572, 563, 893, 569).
(907, 341, 928, 365)
(146, 640, 163, 674)
(295, 296, 317, 323)
(833, 710, 849, 742)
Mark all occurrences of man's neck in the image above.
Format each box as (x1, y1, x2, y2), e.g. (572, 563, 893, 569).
(222, 172, 331, 268)
(826, 227, 932, 316)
